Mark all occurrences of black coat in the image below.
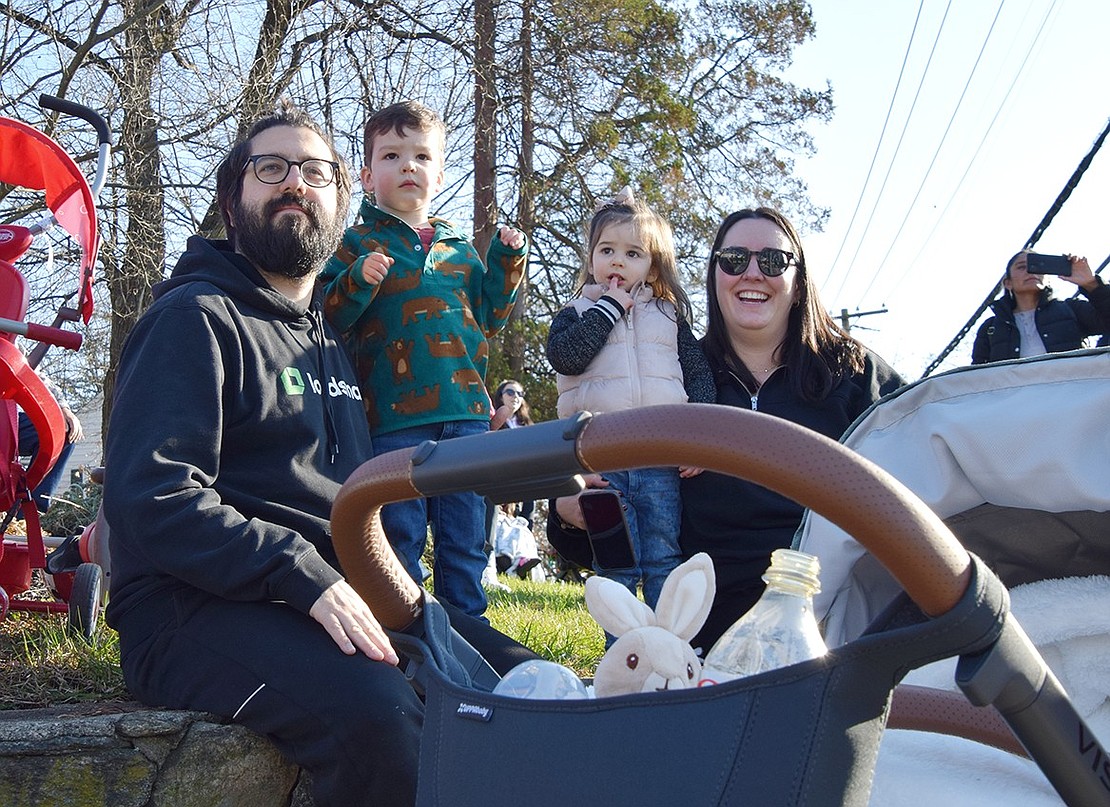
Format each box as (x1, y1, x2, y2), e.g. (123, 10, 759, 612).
(972, 280, 1110, 364)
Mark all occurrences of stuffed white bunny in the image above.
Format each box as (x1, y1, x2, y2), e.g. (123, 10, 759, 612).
(585, 552, 716, 698)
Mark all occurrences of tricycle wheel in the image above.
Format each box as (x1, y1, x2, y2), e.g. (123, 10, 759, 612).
(67, 562, 103, 641)
(0, 584, 8, 621)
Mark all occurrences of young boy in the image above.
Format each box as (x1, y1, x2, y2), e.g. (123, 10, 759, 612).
(321, 100, 528, 618)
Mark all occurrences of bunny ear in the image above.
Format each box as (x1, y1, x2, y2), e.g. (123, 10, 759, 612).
(653, 553, 716, 642)
(585, 576, 657, 636)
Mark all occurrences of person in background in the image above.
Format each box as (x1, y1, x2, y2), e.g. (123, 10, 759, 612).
(488, 378, 535, 515)
(103, 107, 534, 807)
(18, 374, 83, 512)
(972, 250, 1110, 364)
(546, 187, 714, 612)
(485, 379, 542, 579)
(548, 207, 904, 652)
(320, 100, 529, 619)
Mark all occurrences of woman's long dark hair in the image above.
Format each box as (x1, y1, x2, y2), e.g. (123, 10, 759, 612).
(704, 208, 866, 401)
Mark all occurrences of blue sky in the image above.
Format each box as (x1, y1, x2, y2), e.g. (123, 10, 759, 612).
(785, 0, 1109, 378)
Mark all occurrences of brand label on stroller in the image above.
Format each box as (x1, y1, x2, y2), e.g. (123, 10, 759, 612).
(456, 702, 493, 722)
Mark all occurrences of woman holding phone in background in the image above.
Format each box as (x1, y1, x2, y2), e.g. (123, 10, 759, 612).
(972, 250, 1110, 364)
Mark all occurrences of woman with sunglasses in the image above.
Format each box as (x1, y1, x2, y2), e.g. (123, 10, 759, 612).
(683, 207, 904, 647)
(484, 380, 545, 579)
(548, 208, 903, 652)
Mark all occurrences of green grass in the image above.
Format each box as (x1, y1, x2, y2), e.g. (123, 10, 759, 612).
(486, 577, 605, 677)
(0, 610, 127, 710)
(0, 572, 603, 710)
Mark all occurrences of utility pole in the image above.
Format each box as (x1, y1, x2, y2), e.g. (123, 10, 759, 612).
(838, 307, 888, 332)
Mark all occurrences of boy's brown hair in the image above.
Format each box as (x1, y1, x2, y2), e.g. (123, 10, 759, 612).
(363, 101, 446, 165)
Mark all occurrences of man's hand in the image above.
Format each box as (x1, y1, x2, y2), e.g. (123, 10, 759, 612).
(360, 252, 393, 286)
(498, 226, 526, 250)
(309, 580, 399, 665)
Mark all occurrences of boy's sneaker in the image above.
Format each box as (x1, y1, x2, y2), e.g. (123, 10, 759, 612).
(45, 534, 83, 574)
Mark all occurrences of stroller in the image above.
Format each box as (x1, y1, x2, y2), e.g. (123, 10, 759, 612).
(0, 95, 111, 639)
(327, 400, 1110, 806)
(795, 347, 1110, 805)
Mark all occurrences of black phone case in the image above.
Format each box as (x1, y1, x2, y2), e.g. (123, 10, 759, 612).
(578, 490, 637, 570)
(1025, 252, 1072, 276)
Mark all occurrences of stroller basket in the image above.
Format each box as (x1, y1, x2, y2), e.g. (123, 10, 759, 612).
(403, 557, 1005, 807)
(331, 405, 1110, 807)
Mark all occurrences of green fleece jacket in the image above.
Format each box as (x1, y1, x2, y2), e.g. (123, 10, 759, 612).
(321, 198, 528, 436)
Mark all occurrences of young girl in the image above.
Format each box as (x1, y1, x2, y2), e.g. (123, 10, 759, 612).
(546, 187, 714, 610)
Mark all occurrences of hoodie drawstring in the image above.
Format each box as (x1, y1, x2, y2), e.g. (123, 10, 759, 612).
(311, 303, 341, 464)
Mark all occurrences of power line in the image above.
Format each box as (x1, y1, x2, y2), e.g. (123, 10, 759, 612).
(828, 0, 954, 304)
(854, 0, 1007, 305)
(875, 0, 1057, 304)
(822, 0, 926, 288)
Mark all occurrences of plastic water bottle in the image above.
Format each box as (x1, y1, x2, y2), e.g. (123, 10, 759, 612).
(697, 549, 827, 686)
(493, 659, 589, 700)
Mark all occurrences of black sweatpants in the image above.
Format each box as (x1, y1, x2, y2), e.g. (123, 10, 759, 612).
(116, 589, 537, 807)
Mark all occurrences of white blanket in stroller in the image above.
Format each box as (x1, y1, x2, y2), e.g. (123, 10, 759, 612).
(870, 574, 1110, 805)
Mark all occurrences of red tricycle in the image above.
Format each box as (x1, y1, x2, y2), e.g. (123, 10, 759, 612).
(0, 94, 111, 640)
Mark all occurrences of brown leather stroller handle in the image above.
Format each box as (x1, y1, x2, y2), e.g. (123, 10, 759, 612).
(331, 405, 972, 629)
(332, 444, 426, 630)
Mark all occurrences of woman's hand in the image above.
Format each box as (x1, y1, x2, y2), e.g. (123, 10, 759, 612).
(554, 474, 610, 529)
(1064, 255, 1099, 292)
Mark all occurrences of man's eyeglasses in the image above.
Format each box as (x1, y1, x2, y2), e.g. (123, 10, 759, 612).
(503, 388, 525, 398)
(714, 246, 797, 278)
(242, 155, 339, 188)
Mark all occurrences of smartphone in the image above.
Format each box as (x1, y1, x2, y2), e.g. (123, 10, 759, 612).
(1025, 252, 1072, 276)
(577, 489, 637, 570)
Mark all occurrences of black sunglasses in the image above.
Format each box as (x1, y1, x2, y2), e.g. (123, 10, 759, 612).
(714, 246, 796, 277)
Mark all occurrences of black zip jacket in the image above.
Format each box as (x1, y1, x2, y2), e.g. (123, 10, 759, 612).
(104, 237, 373, 631)
(680, 348, 904, 649)
(971, 280, 1110, 364)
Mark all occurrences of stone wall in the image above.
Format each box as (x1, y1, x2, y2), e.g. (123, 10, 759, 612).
(0, 703, 314, 806)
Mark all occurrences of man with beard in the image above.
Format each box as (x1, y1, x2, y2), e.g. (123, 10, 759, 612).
(102, 108, 533, 807)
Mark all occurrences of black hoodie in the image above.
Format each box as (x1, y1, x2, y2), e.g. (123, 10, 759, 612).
(104, 237, 373, 631)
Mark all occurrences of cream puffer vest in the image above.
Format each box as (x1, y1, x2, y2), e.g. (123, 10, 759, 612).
(556, 284, 688, 418)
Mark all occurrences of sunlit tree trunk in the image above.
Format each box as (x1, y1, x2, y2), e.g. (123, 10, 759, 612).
(504, 0, 535, 378)
(103, 1, 168, 436)
(472, 0, 498, 259)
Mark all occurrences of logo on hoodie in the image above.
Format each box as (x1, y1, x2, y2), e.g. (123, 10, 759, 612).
(280, 366, 363, 401)
(280, 367, 307, 395)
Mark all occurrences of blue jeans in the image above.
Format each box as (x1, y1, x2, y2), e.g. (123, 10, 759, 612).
(19, 411, 75, 512)
(374, 420, 490, 618)
(598, 467, 683, 610)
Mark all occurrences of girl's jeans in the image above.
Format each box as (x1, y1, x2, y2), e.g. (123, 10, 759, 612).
(596, 467, 683, 610)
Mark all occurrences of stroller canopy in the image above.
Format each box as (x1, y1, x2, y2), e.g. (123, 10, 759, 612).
(0, 116, 96, 323)
(798, 348, 1110, 646)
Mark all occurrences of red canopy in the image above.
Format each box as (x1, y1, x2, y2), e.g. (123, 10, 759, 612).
(0, 117, 97, 323)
